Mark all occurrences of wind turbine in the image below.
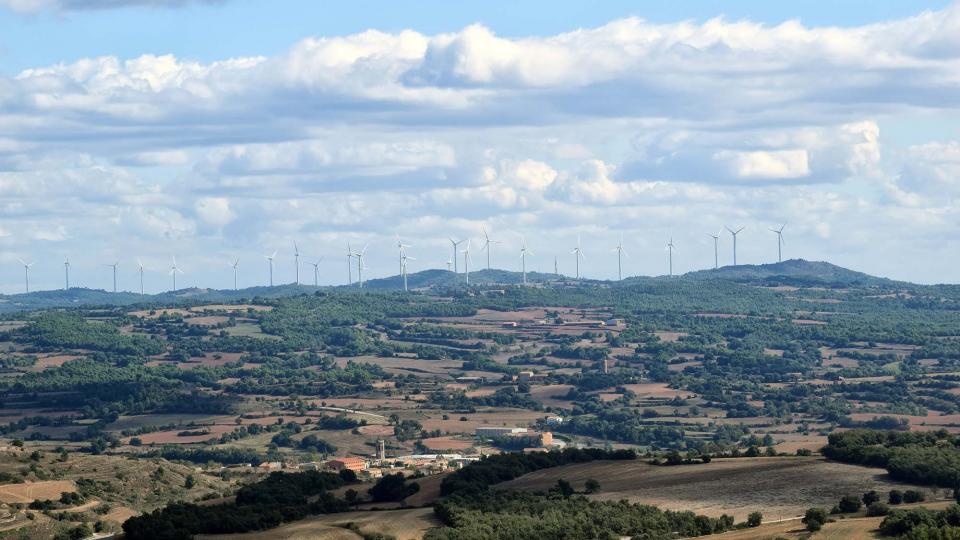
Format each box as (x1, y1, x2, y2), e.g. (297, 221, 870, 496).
(571, 235, 585, 279)
(445, 259, 452, 272)
(293, 241, 301, 286)
(355, 244, 369, 287)
(17, 259, 33, 293)
(136, 258, 146, 295)
(169, 256, 184, 291)
(63, 257, 70, 290)
(726, 225, 745, 266)
(769, 224, 786, 263)
(104, 261, 119, 293)
(667, 238, 676, 278)
(462, 240, 472, 285)
(264, 250, 277, 287)
(310, 258, 322, 287)
(448, 238, 464, 273)
(400, 252, 415, 292)
(346, 243, 354, 285)
(613, 233, 626, 281)
(481, 228, 500, 270)
(395, 235, 411, 277)
(708, 229, 722, 270)
(230, 258, 240, 290)
(519, 238, 533, 286)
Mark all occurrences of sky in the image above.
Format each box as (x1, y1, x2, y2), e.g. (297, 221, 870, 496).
(0, 0, 959, 293)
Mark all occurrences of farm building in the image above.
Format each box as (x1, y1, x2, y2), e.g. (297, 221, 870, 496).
(476, 426, 528, 438)
(326, 457, 367, 472)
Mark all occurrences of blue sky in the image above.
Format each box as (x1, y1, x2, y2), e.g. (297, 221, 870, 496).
(0, 0, 959, 292)
(1, 1, 951, 74)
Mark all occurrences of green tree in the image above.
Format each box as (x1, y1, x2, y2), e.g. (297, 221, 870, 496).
(584, 479, 600, 494)
(746, 511, 762, 527)
(556, 479, 574, 498)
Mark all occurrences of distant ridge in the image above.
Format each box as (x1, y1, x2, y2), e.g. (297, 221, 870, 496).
(0, 260, 913, 313)
(681, 259, 900, 287)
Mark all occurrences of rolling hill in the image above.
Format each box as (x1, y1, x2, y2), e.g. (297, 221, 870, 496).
(0, 260, 911, 313)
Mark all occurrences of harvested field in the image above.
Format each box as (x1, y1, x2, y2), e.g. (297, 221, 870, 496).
(421, 436, 473, 451)
(0, 480, 76, 503)
(418, 409, 544, 434)
(191, 304, 273, 313)
(199, 507, 438, 540)
(356, 425, 394, 437)
(186, 315, 230, 326)
(654, 331, 687, 342)
(31, 354, 80, 370)
(622, 383, 695, 400)
(499, 457, 932, 522)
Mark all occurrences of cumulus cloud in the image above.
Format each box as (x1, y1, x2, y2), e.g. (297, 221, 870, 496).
(2, 6, 960, 288)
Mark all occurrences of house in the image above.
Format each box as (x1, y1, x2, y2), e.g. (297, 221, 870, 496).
(544, 415, 564, 426)
(502, 321, 518, 328)
(326, 457, 367, 472)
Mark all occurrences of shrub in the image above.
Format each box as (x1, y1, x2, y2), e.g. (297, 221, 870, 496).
(866, 502, 890, 517)
(803, 507, 828, 532)
(903, 490, 926, 503)
(863, 490, 880, 506)
(838, 495, 862, 513)
(746, 511, 762, 527)
(889, 490, 904, 505)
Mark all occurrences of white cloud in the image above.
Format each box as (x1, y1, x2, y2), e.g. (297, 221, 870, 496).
(2, 6, 960, 287)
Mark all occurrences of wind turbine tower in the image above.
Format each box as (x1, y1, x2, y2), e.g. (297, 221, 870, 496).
(708, 230, 721, 270)
(17, 259, 33, 293)
(63, 257, 70, 290)
(448, 238, 464, 273)
(105, 261, 119, 293)
(169, 257, 183, 291)
(667, 238, 676, 278)
(571, 235, 585, 279)
(726, 226, 745, 266)
(346, 243, 354, 285)
(293, 241, 301, 286)
(481, 228, 500, 270)
(231, 258, 240, 290)
(769, 224, 786, 263)
(311, 259, 322, 287)
(400, 252, 415, 292)
(613, 234, 626, 281)
(395, 235, 411, 277)
(355, 244, 368, 287)
(462, 240, 472, 285)
(264, 250, 277, 287)
(519, 238, 533, 286)
(136, 258, 146, 295)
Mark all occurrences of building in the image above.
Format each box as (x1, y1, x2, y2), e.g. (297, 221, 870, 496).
(475, 426, 528, 438)
(326, 457, 367, 472)
(544, 415, 564, 426)
(377, 439, 386, 461)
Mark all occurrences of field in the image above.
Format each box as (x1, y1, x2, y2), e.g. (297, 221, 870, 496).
(0, 480, 76, 503)
(498, 457, 933, 522)
(199, 508, 438, 540)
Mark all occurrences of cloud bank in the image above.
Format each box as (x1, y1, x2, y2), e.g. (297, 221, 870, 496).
(1, 5, 959, 289)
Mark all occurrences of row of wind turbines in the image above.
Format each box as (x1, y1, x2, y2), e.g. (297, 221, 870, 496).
(9, 224, 787, 294)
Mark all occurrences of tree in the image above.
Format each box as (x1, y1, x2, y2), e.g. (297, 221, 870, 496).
(746, 511, 762, 527)
(803, 507, 828, 532)
(184, 474, 195, 489)
(889, 490, 904, 505)
(556, 479, 574, 498)
(368, 473, 420, 503)
(345, 488, 359, 508)
(584, 479, 600, 494)
(838, 495, 862, 513)
(903, 490, 926, 503)
(863, 490, 880, 506)
(866, 502, 890, 517)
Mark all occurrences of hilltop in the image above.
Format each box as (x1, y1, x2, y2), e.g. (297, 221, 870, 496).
(681, 259, 901, 288)
(0, 260, 912, 314)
